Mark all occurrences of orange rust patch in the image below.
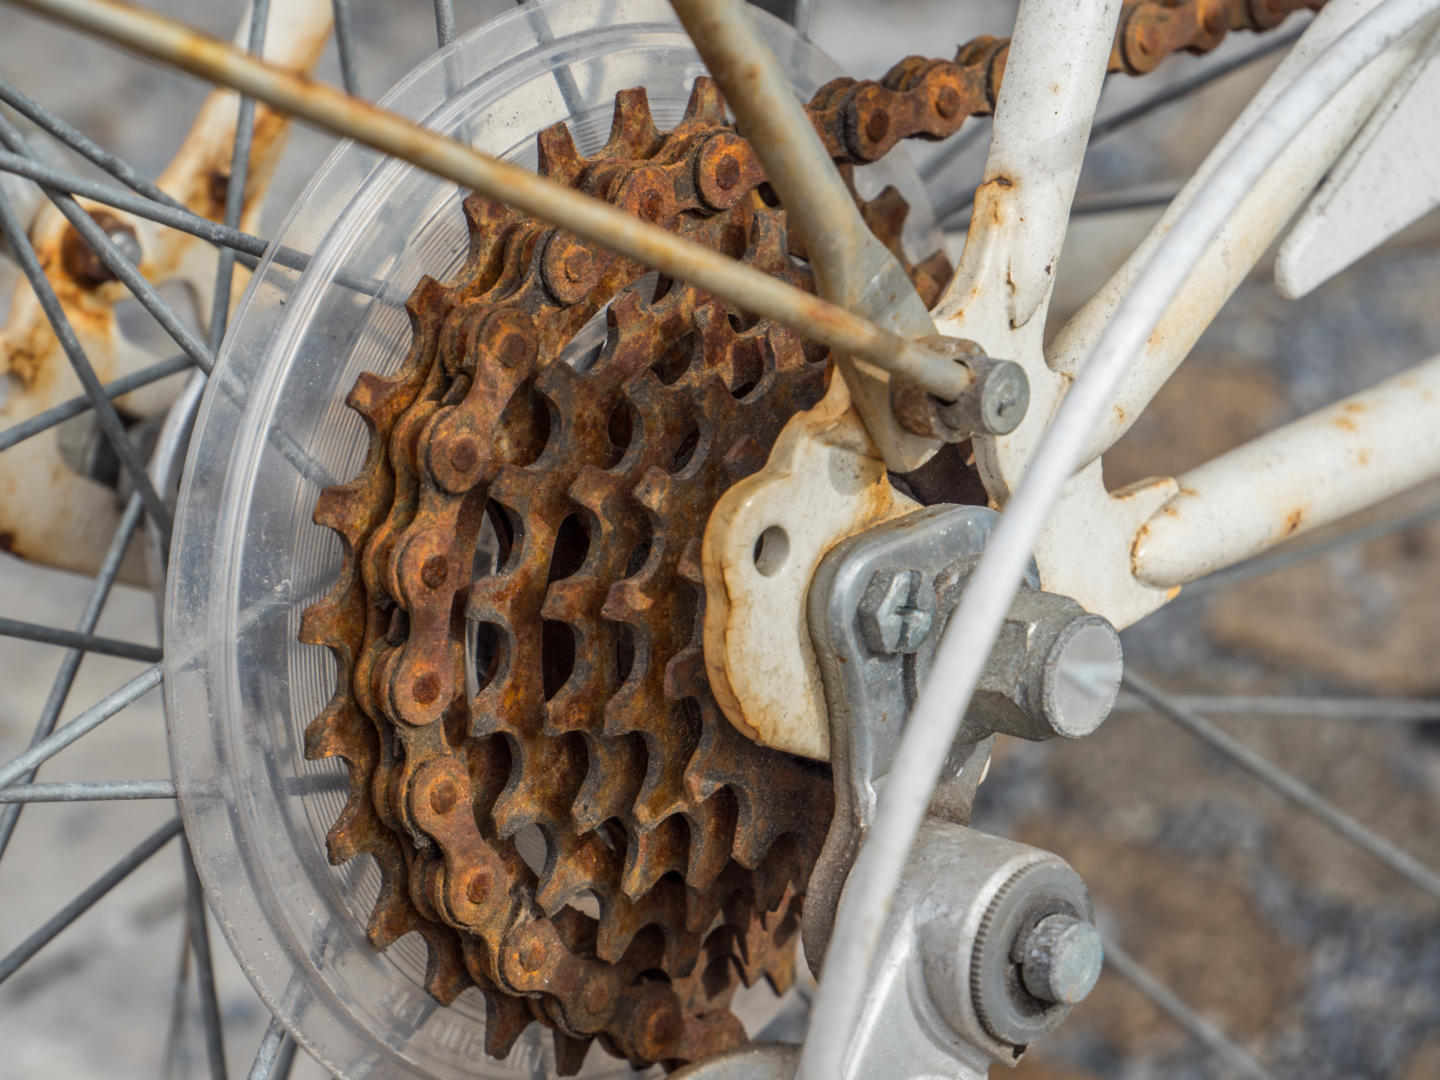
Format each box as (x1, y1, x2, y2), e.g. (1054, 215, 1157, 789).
(1283, 508, 1304, 536)
(1334, 417, 1357, 433)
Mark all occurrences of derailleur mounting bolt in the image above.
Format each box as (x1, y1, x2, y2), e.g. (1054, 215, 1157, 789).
(858, 568, 934, 655)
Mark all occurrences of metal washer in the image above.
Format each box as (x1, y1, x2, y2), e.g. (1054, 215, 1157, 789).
(969, 861, 1095, 1047)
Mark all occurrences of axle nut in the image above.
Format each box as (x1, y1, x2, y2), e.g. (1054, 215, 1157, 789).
(1018, 913, 1103, 1005)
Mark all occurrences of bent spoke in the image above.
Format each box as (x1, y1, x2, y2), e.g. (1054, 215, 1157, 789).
(1124, 671, 1440, 900)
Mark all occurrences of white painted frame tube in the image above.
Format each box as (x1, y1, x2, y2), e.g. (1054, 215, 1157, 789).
(1048, 0, 1436, 472)
(795, 3, 1440, 1077)
(1134, 354, 1440, 588)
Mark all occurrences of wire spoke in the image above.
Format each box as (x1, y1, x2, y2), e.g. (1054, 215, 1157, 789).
(330, 0, 360, 96)
(1123, 670, 1440, 900)
(0, 665, 163, 790)
(0, 111, 216, 376)
(162, 924, 192, 1080)
(204, 0, 267, 362)
(917, 117, 991, 183)
(1114, 692, 1440, 721)
(0, 149, 267, 256)
(0, 494, 142, 863)
(433, 0, 456, 46)
(1102, 933, 1277, 1080)
(0, 186, 176, 535)
(0, 74, 185, 210)
(513, 0, 583, 114)
(0, 779, 176, 802)
(1071, 184, 1180, 215)
(272, 1036, 298, 1080)
(0, 149, 385, 295)
(0, 816, 182, 985)
(945, 183, 1182, 230)
(0, 354, 190, 453)
(182, 839, 229, 1080)
(0, 616, 162, 662)
(247, 1014, 296, 1080)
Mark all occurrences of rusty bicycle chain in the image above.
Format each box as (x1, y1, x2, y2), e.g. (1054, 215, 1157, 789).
(301, 0, 1321, 1072)
(806, 0, 1324, 165)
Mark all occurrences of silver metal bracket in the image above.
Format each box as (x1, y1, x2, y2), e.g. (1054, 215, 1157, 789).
(782, 502, 1116, 1079)
(803, 504, 1015, 968)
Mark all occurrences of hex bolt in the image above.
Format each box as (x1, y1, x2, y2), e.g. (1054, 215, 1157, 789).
(1018, 913, 1103, 1006)
(858, 568, 934, 655)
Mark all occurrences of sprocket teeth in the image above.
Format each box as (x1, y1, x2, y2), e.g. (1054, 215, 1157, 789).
(682, 794, 736, 892)
(492, 734, 586, 837)
(422, 924, 474, 1006)
(535, 831, 602, 916)
(481, 989, 536, 1061)
(570, 734, 644, 830)
(310, 484, 369, 544)
(604, 88, 660, 158)
(682, 76, 727, 125)
(551, 1030, 592, 1076)
(536, 121, 586, 184)
(620, 813, 688, 899)
(859, 183, 911, 258)
(366, 857, 420, 950)
(663, 644, 708, 700)
(911, 248, 955, 307)
(303, 699, 362, 762)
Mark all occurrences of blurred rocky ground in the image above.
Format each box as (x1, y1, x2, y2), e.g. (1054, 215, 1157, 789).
(2, 2, 1438, 1078)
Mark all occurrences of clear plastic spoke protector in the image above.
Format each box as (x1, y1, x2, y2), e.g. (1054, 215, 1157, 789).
(164, 2, 938, 1077)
